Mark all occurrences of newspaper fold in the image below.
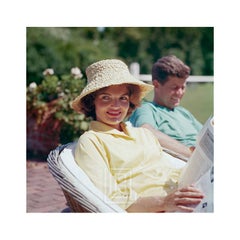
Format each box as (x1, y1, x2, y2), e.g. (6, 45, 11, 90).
(178, 116, 214, 212)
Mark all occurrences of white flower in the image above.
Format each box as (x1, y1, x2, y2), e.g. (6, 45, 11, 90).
(29, 82, 37, 91)
(58, 92, 65, 98)
(43, 68, 54, 76)
(71, 67, 83, 79)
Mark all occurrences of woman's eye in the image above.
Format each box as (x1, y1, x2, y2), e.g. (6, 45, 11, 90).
(102, 95, 110, 101)
(120, 96, 129, 101)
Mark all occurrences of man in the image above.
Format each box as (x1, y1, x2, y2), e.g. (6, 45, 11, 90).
(129, 55, 202, 158)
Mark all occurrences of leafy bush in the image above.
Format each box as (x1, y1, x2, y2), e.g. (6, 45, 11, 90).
(27, 67, 90, 144)
(27, 27, 213, 86)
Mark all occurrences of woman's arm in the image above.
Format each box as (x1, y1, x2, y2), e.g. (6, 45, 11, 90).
(126, 186, 204, 213)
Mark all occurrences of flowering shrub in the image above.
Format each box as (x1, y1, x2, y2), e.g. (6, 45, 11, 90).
(27, 67, 90, 149)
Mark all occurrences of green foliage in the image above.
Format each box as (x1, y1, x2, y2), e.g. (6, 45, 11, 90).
(181, 83, 214, 124)
(27, 68, 90, 143)
(27, 27, 118, 85)
(27, 27, 214, 144)
(27, 27, 213, 85)
(104, 27, 213, 76)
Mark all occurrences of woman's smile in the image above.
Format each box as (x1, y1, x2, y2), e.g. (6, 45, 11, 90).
(94, 85, 130, 130)
(107, 110, 121, 117)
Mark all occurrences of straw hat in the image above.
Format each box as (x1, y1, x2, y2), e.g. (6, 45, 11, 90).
(71, 59, 153, 113)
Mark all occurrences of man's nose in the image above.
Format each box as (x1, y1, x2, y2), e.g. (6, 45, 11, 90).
(176, 88, 184, 96)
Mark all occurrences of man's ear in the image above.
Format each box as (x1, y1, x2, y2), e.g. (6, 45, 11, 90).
(152, 79, 159, 88)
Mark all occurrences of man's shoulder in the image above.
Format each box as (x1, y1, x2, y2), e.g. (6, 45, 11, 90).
(175, 106, 192, 115)
(129, 101, 156, 124)
(132, 101, 158, 116)
(174, 106, 200, 123)
(138, 101, 156, 110)
(141, 100, 153, 106)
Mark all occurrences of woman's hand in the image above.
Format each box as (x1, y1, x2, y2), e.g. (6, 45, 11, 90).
(126, 185, 204, 213)
(162, 185, 204, 212)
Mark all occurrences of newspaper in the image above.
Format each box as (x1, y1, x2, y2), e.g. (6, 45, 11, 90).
(178, 116, 214, 212)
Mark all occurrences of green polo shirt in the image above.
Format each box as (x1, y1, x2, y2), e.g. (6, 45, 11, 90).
(129, 101, 202, 147)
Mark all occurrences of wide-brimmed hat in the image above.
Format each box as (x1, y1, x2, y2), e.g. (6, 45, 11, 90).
(71, 59, 153, 113)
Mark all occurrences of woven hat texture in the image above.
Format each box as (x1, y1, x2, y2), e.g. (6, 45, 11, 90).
(71, 59, 153, 113)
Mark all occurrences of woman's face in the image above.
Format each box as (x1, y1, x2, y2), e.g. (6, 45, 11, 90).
(94, 84, 130, 130)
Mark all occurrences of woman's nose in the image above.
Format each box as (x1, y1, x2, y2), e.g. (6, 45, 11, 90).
(111, 98, 120, 107)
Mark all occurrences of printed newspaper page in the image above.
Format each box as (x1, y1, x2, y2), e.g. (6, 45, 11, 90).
(178, 116, 214, 212)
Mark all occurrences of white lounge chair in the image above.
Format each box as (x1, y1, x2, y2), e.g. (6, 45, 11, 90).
(47, 141, 188, 213)
(47, 142, 126, 213)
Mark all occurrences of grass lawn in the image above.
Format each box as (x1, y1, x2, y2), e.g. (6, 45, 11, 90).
(144, 82, 214, 124)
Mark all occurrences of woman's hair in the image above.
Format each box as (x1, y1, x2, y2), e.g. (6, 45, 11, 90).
(80, 84, 142, 120)
(152, 55, 190, 85)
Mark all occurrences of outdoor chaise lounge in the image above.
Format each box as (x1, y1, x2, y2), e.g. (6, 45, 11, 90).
(47, 142, 126, 212)
(47, 142, 187, 213)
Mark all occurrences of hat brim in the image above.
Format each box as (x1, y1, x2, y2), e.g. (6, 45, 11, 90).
(71, 76, 153, 113)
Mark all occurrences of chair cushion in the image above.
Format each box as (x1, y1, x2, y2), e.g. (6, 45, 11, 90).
(58, 143, 126, 212)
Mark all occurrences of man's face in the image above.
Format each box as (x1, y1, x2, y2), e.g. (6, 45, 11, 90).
(153, 76, 187, 109)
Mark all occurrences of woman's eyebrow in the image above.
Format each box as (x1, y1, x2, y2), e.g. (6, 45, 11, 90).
(98, 92, 110, 95)
(98, 92, 129, 96)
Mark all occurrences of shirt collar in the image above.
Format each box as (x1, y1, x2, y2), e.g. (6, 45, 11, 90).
(89, 121, 135, 140)
(151, 101, 175, 112)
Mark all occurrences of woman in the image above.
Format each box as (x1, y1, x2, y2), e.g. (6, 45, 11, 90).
(71, 59, 204, 212)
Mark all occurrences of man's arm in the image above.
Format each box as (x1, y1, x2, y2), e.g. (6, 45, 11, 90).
(141, 123, 193, 158)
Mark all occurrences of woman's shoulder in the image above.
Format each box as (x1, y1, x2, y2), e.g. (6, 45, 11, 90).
(79, 130, 99, 143)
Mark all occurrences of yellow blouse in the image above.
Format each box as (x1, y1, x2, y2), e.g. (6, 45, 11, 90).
(75, 121, 182, 210)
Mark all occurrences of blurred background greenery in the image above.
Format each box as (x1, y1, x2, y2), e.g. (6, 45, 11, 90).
(27, 27, 214, 156)
(27, 27, 213, 85)
(181, 82, 213, 123)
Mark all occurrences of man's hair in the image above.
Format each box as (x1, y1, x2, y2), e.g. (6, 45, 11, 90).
(152, 55, 191, 85)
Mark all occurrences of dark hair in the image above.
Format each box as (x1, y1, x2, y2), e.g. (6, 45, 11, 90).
(80, 84, 142, 120)
(152, 55, 190, 85)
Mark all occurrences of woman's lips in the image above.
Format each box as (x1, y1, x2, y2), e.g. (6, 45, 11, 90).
(107, 111, 121, 117)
